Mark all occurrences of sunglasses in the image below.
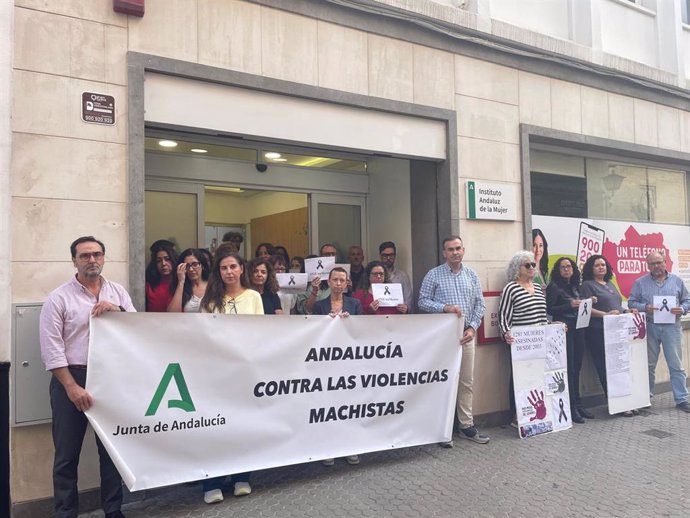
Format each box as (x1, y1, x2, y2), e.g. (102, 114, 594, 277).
(522, 262, 537, 269)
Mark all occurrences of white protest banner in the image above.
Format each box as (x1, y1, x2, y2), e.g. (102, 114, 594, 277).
(277, 273, 308, 292)
(603, 313, 650, 413)
(511, 324, 571, 438)
(86, 313, 462, 491)
(653, 295, 677, 324)
(305, 256, 335, 280)
(576, 298, 592, 329)
(371, 283, 403, 307)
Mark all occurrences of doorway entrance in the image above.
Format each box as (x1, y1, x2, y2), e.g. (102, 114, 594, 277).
(144, 134, 376, 265)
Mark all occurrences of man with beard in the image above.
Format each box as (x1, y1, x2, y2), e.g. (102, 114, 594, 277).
(40, 236, 135, 518)
(379, 241, 413, 312)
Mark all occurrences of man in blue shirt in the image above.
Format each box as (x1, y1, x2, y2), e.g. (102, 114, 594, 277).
(418, 236, 488, 445)
(628, 251, 690, 413)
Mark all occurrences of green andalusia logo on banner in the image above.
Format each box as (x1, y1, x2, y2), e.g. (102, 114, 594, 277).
(145, 363, 196, 416)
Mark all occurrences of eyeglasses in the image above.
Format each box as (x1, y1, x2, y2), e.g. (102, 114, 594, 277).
(559, 264, 573, 270)
(370, 271, 385, 277)
(381, 253, 396, 259)
(77, 252, 104, 261)
(186, 262, 201, 270)
(648, 261, 664, 266)
(522, 262, 537, 269)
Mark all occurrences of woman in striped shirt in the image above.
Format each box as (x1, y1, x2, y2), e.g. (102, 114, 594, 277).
(498, 250, 549, 423)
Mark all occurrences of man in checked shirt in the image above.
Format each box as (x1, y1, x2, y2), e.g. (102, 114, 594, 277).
(40, 236, 135, 518)
(418, 236, 488, 446)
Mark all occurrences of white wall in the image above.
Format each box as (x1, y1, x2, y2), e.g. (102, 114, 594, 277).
(490, 0, 571, 39)
(598, 0, 658, 67)
(367, 157, 413, 282)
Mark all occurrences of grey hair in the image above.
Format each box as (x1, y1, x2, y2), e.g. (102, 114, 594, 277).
(506, 250, 535, 282)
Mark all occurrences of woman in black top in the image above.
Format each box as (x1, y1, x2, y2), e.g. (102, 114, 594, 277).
(248, 258, 283, 314)
(546, 257, 591, 423)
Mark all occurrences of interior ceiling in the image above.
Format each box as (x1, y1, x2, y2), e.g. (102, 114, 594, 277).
(144, 137, 367, 172)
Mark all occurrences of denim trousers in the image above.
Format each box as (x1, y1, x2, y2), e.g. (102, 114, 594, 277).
(647, 322, 688, 404)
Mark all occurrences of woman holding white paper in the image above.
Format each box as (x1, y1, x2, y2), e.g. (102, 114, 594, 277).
(546, 257, 589, 423)
(498, 250, 549, 425)
(271, 255, 297, 314)
(352, 261, 408, 314)
(580, 254, 638, 416)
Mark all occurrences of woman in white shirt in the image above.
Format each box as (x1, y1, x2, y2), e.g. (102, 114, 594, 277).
(167, 248, 209, 313)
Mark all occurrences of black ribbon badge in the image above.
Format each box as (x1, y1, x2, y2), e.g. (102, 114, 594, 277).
(384, 286, 391, 295)
(316, 260, 324, 270)
(660, 298, 670, 312)
(288, 275, 296, 286)
(558, 398, 568, 423)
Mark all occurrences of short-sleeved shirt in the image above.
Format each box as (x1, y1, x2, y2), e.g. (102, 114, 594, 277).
(580, 280, 624, 329)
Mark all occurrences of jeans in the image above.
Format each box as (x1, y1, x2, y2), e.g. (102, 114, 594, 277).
(50, 369, 122, 518)
(647, 323, 688, 404)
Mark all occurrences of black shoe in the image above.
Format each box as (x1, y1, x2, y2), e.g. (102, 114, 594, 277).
(570, 406, 584, 424)
(677, 401, 690, 413)
(578, 407, 595, 419)
(105, 511, 125, 518)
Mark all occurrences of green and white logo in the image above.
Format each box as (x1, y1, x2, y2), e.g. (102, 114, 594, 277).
(145, 363, 196, 416)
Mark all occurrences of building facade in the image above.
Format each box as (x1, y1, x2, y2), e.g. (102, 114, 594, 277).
(2, 0, 690, 515)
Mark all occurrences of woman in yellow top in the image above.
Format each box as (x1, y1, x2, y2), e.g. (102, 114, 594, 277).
(199, 247, 262, 504)
(201, 248, 263, 316)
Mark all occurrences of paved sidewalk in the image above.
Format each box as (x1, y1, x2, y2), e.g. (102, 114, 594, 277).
(81, 392, 690, 518)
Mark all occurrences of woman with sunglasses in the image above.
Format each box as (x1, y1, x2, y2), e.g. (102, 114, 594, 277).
(167, 248, 210, 313)
(199, 247, 262, 504)
(498, 250, 549, 425)
(352, 261, 408, 315)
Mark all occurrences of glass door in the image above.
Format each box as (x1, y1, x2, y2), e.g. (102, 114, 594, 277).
(309, 194, 367, 261)
(144, 179, 205, 254)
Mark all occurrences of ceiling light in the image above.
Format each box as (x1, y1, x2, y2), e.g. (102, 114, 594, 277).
(190, 148, 208, 153)
(265, 152, 282, 159)
(272, 158, 287, 162)
(158, 140, 178, 148)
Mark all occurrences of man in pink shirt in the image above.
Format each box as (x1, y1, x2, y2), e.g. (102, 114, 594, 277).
(40, 236, 135, 518)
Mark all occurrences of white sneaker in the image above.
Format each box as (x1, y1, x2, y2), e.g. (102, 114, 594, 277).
(233, 481, 251, 497)
(204, 488, 223, 504)
(322, 458, 335, 466)
(346, 455, 360, 465)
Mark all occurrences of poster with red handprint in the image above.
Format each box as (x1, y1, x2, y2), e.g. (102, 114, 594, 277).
(511, 324, 571, 439)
